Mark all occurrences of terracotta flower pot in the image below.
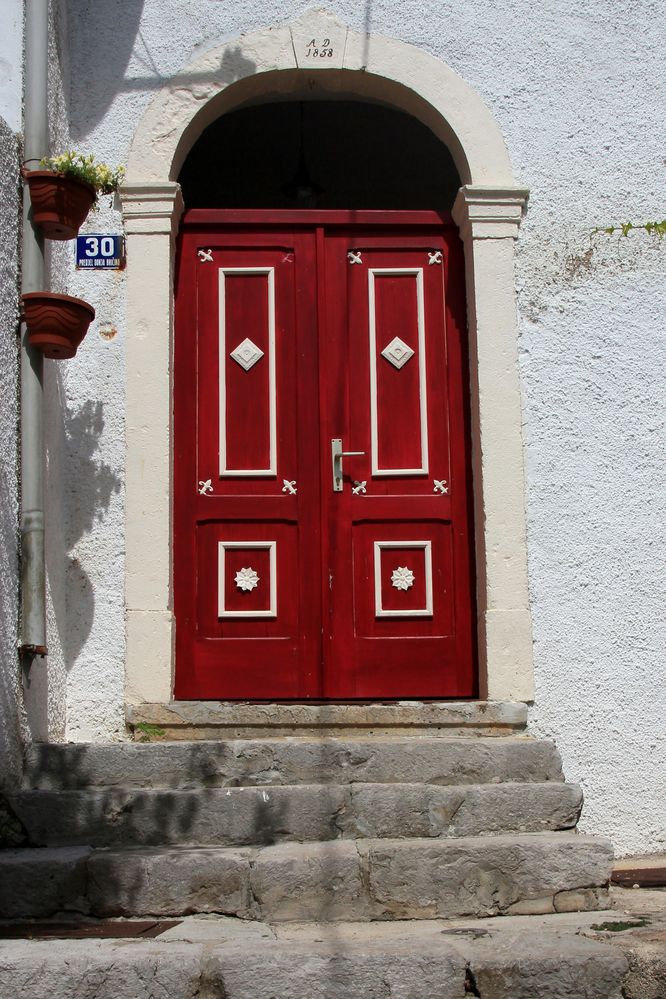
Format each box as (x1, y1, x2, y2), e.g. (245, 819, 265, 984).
(25, 170, 96, 240)
(22, 292, 95, 359)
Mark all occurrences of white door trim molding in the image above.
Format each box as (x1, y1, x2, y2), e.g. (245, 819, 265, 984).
(120, 10, 534, 705)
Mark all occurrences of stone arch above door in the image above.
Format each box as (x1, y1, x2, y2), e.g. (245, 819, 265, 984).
(126, 9, 515, 186)
(120, 9, 533, 707)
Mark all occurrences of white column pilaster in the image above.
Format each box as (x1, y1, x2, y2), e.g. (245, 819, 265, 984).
(453, 185, 534, 701)
(120, 182, 183, 704)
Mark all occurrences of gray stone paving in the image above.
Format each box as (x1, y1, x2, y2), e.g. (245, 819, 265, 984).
(0, 906, 646, 999)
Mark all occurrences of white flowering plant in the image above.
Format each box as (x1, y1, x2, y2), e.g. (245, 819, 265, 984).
(38, 151, 125, 198)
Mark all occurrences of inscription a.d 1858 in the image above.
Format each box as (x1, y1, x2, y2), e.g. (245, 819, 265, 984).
(304, 37, 334, 58)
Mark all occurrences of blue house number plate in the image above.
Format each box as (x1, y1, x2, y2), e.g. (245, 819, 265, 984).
(76, 234, 125, 270)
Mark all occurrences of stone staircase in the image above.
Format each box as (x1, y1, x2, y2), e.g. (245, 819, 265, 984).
(2, 732, 612, 922)
(1, 706, 636, 998)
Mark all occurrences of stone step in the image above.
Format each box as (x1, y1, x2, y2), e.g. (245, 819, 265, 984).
(0, 913, 630, 999)
(8, 782, 582, 848)
(23, 736, 563, 790)
(0, 833, 613, 921)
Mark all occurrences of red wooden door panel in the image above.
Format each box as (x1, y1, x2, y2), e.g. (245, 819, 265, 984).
(321, 232, 475, 697)
(174, 214, 475, 700)
(174, 231, 321, 699)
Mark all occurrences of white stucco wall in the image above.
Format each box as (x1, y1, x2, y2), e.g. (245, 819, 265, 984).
(0, 0, 22, 132)
(522, 240, 665, 857)
(59, 212, 126, 743)
(0, 115, 22, 787)
(45, 0, 664, 855)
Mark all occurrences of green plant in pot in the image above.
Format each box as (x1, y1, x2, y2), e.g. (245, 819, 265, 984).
(24, 151, 125, 240)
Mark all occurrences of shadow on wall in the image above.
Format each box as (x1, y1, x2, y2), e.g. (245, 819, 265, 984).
(65, 0, 145, 133)
(66, 0, 258, 137)
(62, 398, 122, 666)
(70, 41, 259, 136)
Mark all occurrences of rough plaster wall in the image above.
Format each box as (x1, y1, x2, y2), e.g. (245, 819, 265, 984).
(53, 0, 665, 854)
(495, 2, 665, 858)
(60, 222, 126, 743)
(0, 0, 23, 131)
(52, 0, 126, 744)
(521, 246, 665, 858)
(0, 116, 22, 786)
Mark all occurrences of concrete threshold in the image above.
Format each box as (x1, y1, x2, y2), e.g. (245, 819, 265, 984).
(126, 700, 528, 740)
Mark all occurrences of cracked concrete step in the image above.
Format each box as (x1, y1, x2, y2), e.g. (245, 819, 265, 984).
(0, 915, 630, 999)
(8, 782, 583, 848)
(0, 833, 613, 921)
(23, 737, 564, 790)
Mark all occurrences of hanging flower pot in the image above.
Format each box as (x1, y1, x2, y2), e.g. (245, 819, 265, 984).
(24, 171, 96, 240)
(24, 152, 126, 241)
(22, 292, 95, 359)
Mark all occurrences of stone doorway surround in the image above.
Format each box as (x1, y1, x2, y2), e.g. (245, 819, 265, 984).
(119, 10, 532, 708)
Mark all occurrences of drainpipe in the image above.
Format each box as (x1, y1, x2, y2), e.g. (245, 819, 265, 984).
(18, 0, 49, 658)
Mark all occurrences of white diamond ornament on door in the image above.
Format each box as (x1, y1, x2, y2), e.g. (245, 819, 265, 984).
(381, 337, 414, 370)
(230, 338, 264, 371)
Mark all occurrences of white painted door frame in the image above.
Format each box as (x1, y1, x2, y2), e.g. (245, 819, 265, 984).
(120, 10, 533, 706)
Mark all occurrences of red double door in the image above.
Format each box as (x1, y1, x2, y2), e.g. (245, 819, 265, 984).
(174, 212, 475, 700)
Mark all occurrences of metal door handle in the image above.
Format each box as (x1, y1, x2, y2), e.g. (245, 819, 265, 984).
(331, 438, 365, 492)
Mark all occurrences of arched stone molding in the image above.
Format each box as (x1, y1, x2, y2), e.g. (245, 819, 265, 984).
(120, 9, 534, 706)
(127, 10, 514, 188)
